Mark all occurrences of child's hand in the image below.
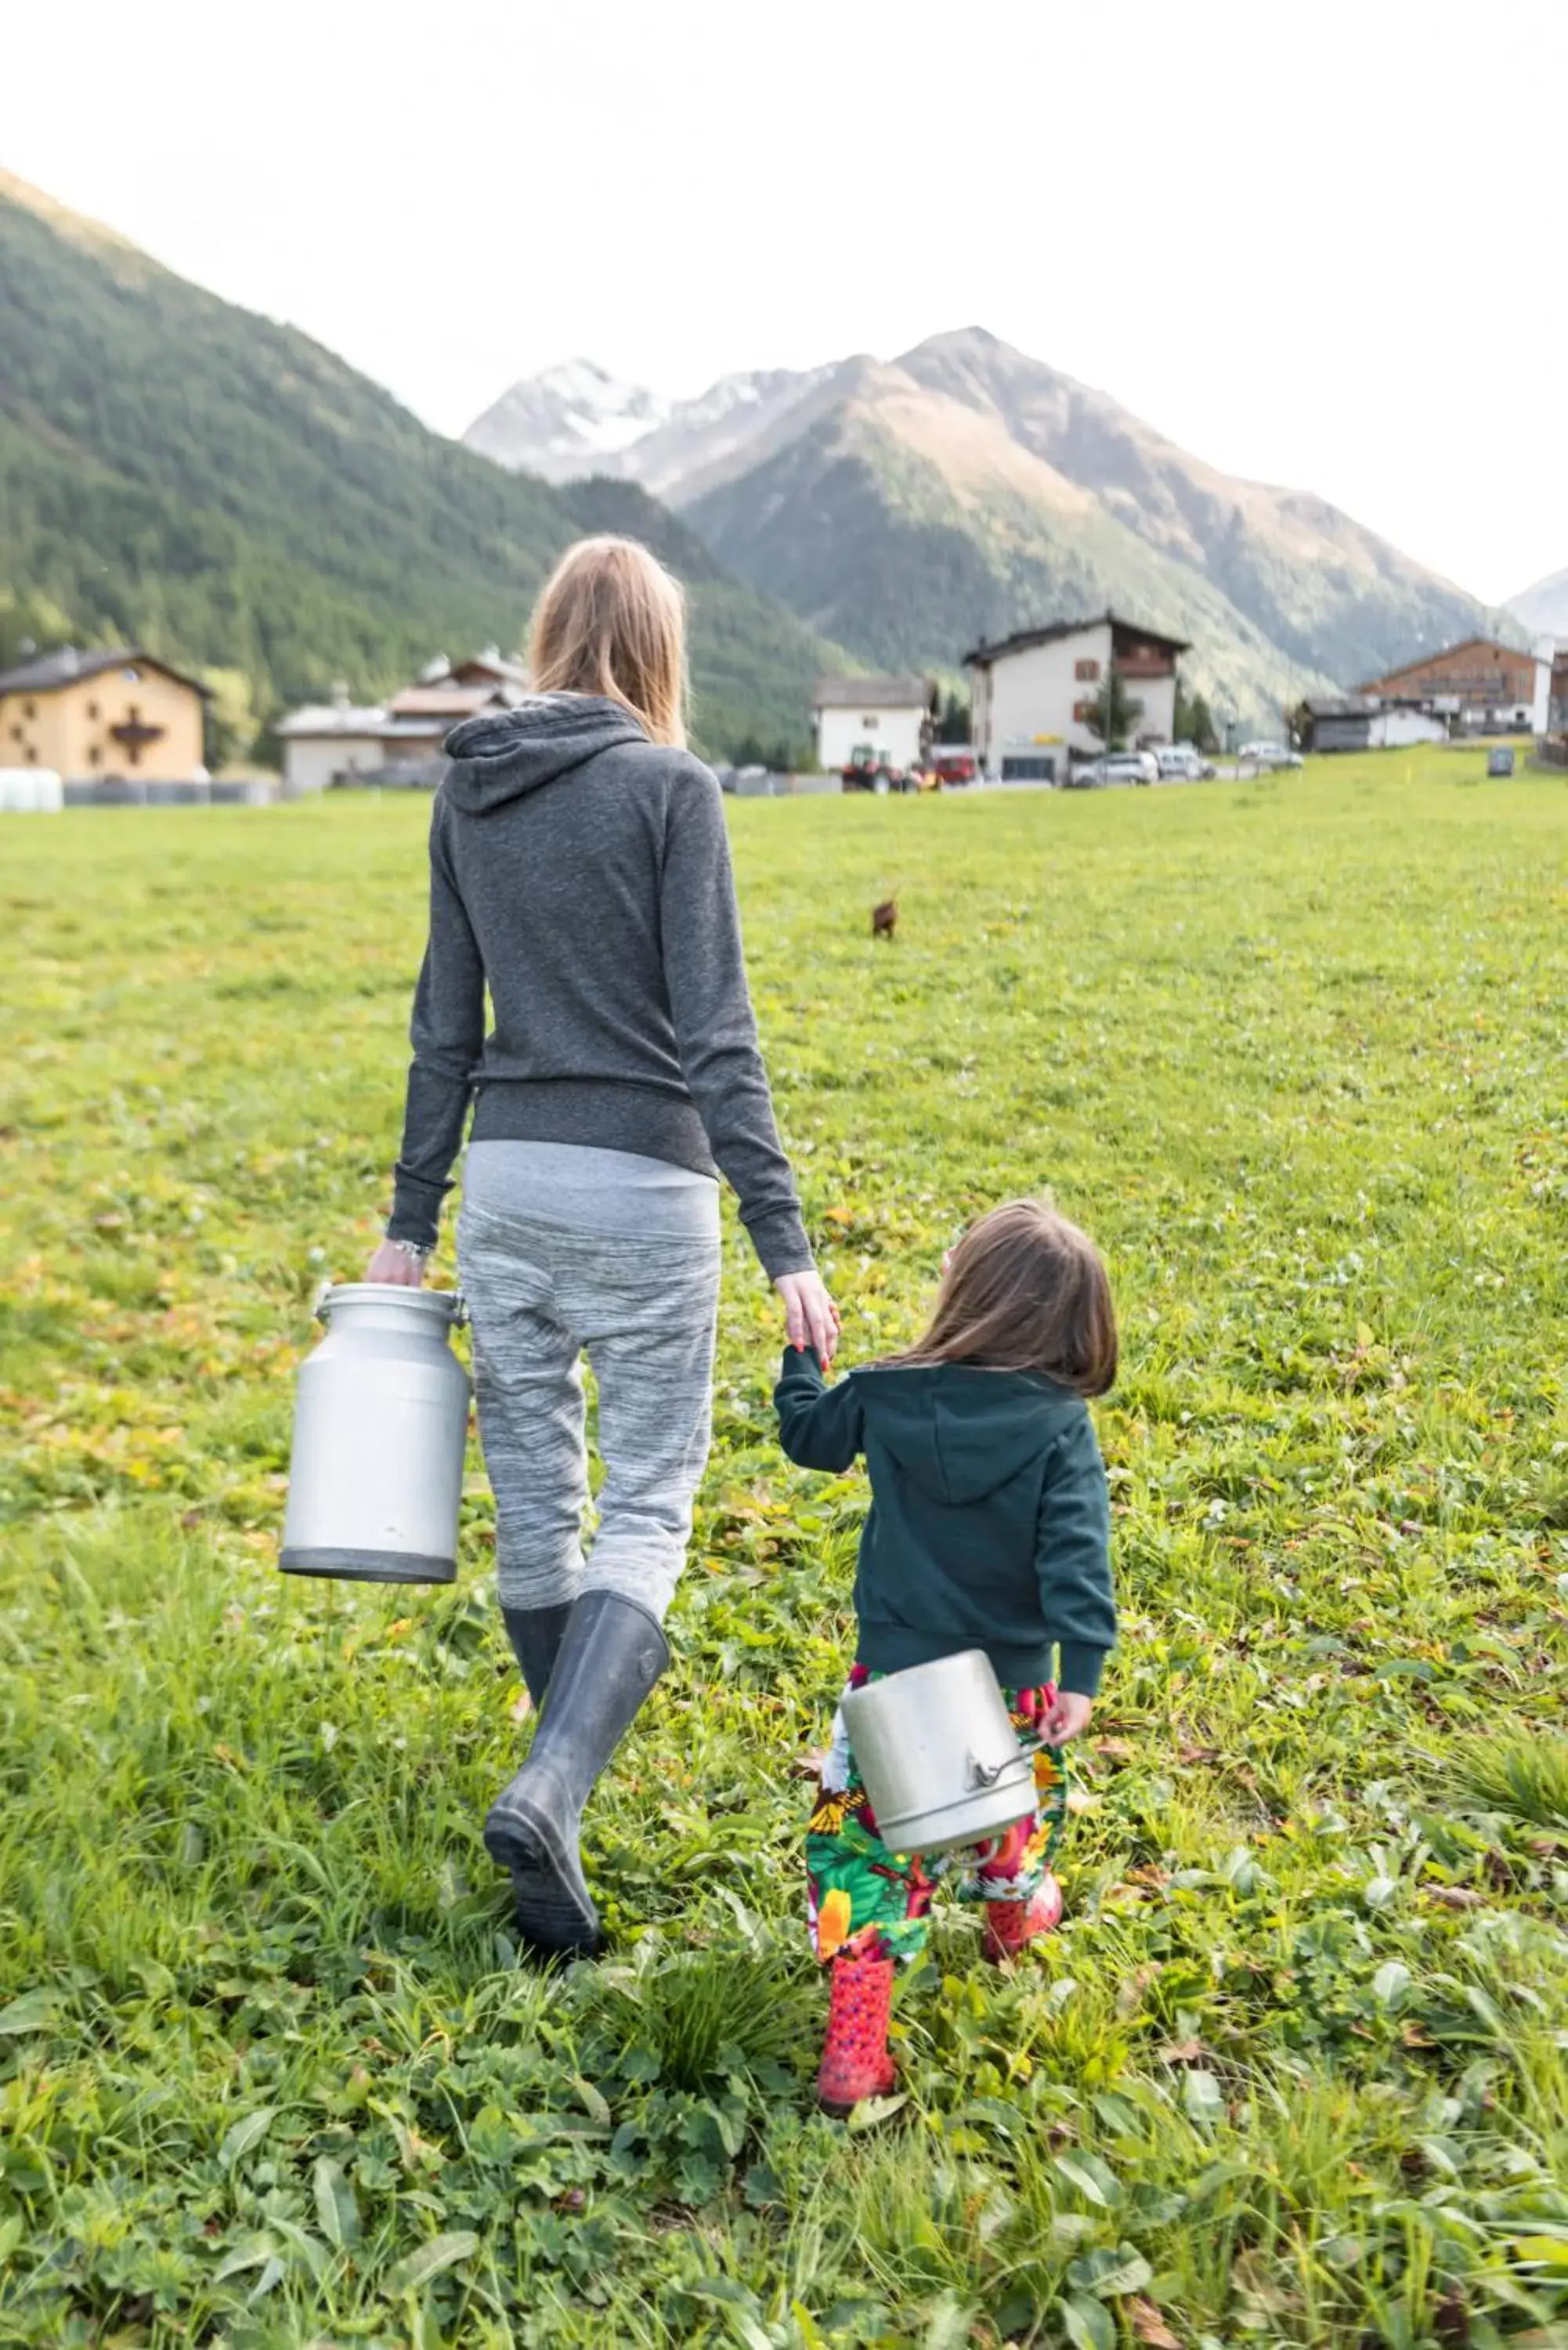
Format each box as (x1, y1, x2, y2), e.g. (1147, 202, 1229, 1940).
(1041, 1690, 1093, 1746)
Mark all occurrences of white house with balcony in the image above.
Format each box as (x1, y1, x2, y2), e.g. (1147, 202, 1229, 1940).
(811, 674, 934, 773)
(963, 614, 1188, 783)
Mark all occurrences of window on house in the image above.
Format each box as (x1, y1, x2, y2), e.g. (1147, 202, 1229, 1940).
(862, 715, 878, 730)
(86, 700, 99, 720)
(88, 743, 100, 766)
(23, 700, 35, 719)
(1073, 700, 1097, 723)
(9, 724, 20, 743)
(1075, 659, 1100, 682)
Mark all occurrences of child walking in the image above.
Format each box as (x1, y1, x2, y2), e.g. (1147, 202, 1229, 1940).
(775, 1199, 1118, 2115)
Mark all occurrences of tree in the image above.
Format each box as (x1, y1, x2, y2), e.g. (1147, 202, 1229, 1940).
(1173, 682, 1220, 753)
(0, 588, 74, 672)
(1082, 663, 1143, 751)
(937, 687, 970, 744)
(201, 667, 261, 772)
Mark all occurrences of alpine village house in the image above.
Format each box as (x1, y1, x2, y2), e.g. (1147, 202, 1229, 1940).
(0, 647, 210, 782)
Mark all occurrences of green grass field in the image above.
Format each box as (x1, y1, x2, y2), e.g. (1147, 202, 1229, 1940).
(2, 750, 1566, 2349)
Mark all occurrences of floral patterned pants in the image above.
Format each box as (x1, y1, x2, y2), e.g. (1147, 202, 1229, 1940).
(806, 1666, 1068, 1965)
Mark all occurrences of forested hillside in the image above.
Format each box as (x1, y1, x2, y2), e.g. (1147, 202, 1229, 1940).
(0, 174, 833, 760)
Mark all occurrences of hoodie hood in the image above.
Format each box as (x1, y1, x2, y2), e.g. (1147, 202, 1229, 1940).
(442, 692, 650, 813)
(854, 1364, 1059, 1506)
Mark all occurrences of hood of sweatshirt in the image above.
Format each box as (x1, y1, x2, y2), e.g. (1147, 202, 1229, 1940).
(853, 1364, 1063, 1506)
(441, 693, 650, 814)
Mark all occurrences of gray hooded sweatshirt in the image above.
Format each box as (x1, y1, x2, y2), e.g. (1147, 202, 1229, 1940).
(388, 696, 811, 1279)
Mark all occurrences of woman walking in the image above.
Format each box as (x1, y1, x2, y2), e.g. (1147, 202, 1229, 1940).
(367, 537, 836, 1958)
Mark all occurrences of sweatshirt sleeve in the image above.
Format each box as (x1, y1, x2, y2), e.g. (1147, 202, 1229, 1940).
(660, 765, 813, 1281)
(1035, 1412, 1117, 1697)
(775, 1346, 865, 1473)
(388, 802, 486, 1249)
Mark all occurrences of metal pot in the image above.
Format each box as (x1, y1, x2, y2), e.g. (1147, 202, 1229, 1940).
(280, 1283, 470, 1584)
(839, 1650, 1041, 1858)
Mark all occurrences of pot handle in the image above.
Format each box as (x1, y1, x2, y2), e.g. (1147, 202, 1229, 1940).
(966, 1729, 1053, 1789)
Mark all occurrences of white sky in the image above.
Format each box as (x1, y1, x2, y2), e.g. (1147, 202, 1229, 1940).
(6, 0, 1565, 606)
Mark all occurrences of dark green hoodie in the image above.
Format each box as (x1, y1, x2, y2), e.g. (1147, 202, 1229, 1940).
(775, 1347, 1115, 1695)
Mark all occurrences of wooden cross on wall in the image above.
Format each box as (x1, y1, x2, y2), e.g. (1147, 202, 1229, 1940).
(109, 707, 167, 768)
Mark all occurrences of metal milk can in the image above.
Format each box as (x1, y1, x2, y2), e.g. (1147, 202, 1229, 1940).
(840, 1650, 1043, 1857)
(280, 1283, 470, 1584)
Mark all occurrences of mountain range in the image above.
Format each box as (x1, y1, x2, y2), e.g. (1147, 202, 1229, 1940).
(0, 172, 833, 761)
(1506, 566, 1568, 641)
(468, 334, 1526, 723)
(2, 162, 1548, 765)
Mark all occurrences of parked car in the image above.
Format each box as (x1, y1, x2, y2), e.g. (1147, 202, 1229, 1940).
(1238, 740, 1304, 771)
(1077, 751, 1157, 787)
(1157, 745, 1216, 781)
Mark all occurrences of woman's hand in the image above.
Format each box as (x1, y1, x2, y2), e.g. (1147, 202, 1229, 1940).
(777, 1269, 840, 1365)
(366, 1239, 426, 1288)
(1041, 1690, 1093, 1746)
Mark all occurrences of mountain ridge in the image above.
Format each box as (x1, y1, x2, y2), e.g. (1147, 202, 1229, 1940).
(1506, 565, 1568, 641)
(468, 327, 1512, 720)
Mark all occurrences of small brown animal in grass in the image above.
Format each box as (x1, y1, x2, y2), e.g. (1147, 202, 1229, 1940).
(872, 897, 898, 940)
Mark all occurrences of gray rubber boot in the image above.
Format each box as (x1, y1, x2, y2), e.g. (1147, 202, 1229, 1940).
(483, 1589, 670, 1959)
(502, 1603, 572, 1711)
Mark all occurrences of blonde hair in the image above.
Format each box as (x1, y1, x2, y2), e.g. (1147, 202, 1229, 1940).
(528, 536, 688, 747)
(889, 1199, 1118, 1396)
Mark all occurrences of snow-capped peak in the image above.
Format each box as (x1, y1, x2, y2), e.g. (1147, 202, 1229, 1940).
(464, 360, 670, 480)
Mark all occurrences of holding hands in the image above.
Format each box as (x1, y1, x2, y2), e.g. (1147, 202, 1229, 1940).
(778, 1268, 840, 1366)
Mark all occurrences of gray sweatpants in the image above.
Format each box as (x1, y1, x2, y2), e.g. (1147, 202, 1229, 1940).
(456, 1143, 721, 1623)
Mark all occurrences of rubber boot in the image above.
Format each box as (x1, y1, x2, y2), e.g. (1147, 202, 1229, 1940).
(815, 1953, 898, 2117)
(502, 1602, 572, 1711)
(483, 1588, 669, 1960)
(982, 1871, 1063, 1964)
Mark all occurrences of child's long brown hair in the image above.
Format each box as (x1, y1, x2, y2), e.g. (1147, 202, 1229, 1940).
(888, 1199, 1117, 1396)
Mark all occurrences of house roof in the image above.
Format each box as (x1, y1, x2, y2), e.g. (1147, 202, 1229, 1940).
(812, 674, 932, 710)
(1356, 636, 1531, 692)
(962, 613, 1190, 668)
(450, 651, 529, 686)
(387, 684, 506, 718)
(273, 703, 391, 738)
(0, 645, 213, 699)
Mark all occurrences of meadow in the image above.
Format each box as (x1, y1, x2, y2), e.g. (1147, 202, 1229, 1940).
(1, 749, 1566, 2350)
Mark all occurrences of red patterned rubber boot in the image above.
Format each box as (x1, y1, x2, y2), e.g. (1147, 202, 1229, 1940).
(815, 1954, 898, 2117)
(982, 1872, 1064, 1963)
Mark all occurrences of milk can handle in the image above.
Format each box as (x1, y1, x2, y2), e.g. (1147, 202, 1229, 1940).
(311, 1285, 468, 1326)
